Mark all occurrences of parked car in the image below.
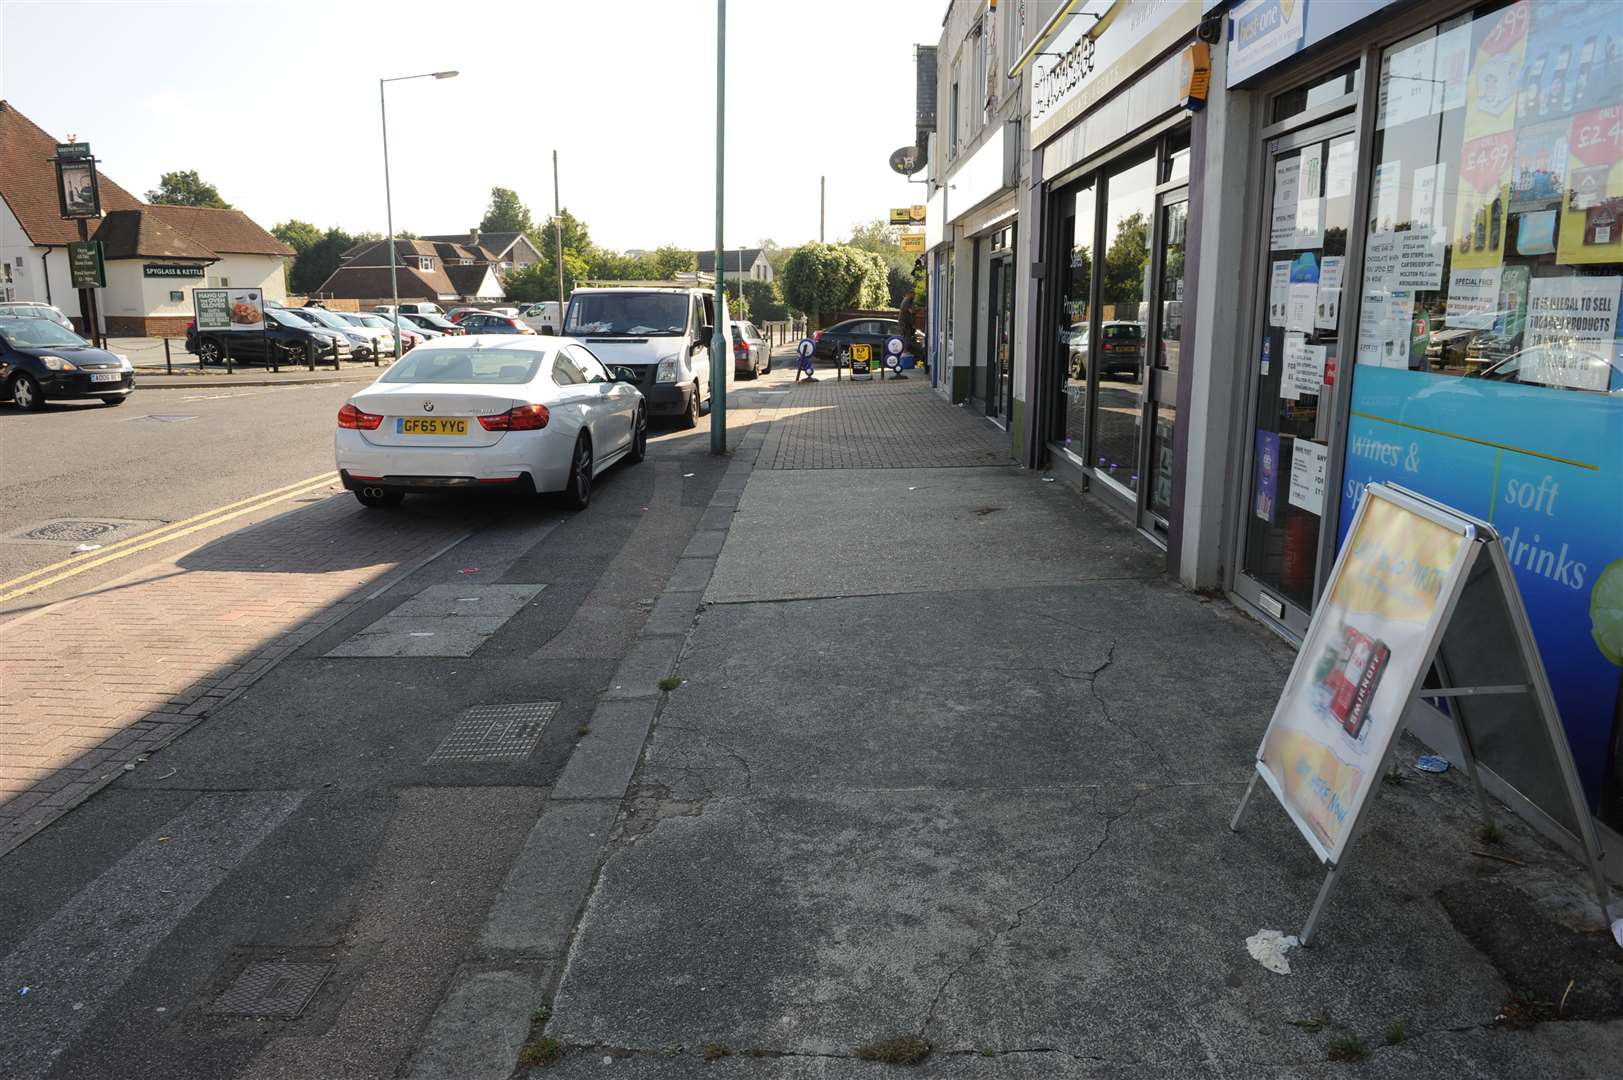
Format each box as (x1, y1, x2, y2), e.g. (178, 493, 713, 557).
(339, 311, 421, 352)
(564, 285, 729, 428)
(1, 315, 133, 410)
(455, 312, 535, 335)
(374, 302, 445, 317)
(489, 306, 520, 318)
(1470, 344, 1623, 393)
(1068, 320, 1144, 381)
(445, 306, 491, 323)
(287, 306, 392, 360)
(0, 301, 74, 330)
(732, 320, 768, 378)
(401, 312, 466, 337)
(187, 306, 353, 366)
(812, 317, 923, 363)
(520, 301, 561, 335)
(334, 336, 646, 510)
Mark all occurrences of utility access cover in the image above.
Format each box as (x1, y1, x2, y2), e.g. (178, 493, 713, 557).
(5, 518, 164, 548)
(326, 583, 546, 657)
(208, 961, 332, 1018)
(426, 701, 558, 764)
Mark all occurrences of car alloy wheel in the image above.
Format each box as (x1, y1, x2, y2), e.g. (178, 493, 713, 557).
(10, 373, 43, 411)
(629, 407, 648, 463)
(561, 436, 593, 509)
(199, 340, 221, 366)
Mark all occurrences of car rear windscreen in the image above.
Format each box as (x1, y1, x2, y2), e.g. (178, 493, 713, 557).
(380, 348, 546, 384)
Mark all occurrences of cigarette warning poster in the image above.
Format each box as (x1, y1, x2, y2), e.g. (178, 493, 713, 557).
(1256, 489, 1469, 863)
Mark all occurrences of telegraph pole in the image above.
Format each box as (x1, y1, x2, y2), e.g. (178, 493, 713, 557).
(710, 0, 727, 453)
(553, 150, 566, 308)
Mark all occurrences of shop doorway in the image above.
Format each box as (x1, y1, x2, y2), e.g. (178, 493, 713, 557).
(1232, 115, 1358, 634)
(986, 247, 1014, 422)
(1142, 188, 1188, 531)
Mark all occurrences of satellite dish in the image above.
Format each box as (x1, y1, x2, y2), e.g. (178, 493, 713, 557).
(889, 145, 923, 176)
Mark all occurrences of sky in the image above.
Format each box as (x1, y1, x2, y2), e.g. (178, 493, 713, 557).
(0, 0, 943, 252)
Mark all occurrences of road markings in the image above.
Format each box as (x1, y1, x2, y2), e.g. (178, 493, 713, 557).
(0, 472, 339, 605)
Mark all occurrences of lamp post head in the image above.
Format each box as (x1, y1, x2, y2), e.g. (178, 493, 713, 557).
(434, 70, 459, 79)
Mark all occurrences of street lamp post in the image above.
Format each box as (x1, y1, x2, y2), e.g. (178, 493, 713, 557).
(380, 69, 458, 358)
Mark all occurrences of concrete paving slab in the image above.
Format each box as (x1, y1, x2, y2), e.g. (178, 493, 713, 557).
(479, 798, 622, 958)
(601, 635, 687, 701)
(707, 468, 1159, 603)
(552, 699, 661, 800)
(325, 583, 546, 657)
(642, 590, 704, 638)
(666, 556, 717, 595)
(404, 968, 548, 1080)
(681, 530, 728, 559)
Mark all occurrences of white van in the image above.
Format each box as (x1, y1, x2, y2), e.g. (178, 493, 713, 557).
(520, 301, 561, 335)
(373, 302, 445, 317)
(562, 287, 728, 428)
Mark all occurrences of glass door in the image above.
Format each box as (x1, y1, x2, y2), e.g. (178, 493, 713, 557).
(1092, 155, 1158, 499)
(1050, 179, 1097, 463)
(987, 252, 1014, 420)
(1143, 188, 1188, 528)
(1233, 116, 1358, 632)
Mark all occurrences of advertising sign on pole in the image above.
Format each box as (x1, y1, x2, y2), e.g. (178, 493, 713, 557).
(54, 143, 101, 219)
(1233, 484, 1614, 945)
(899, 233, 927, 255)
(193, 288, 265, 333)
(67, 241, 105, 289)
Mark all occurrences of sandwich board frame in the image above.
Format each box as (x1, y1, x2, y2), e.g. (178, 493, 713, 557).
(1231, 482, 1613, 945)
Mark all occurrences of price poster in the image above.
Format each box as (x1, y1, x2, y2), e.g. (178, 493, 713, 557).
(1272, 156, 1303, 250)
(1287, 438, 1329, 516)
(1316, 256, 1345, 331)
(1462, 1, 1529, 141)
(1454, 131, 1514, 269)
(1371, 162, 1402, 233)
(1269, 260, 1290, 326)
(1558, 105, 1623, 265)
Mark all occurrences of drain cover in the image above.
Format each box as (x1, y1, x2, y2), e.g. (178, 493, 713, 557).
(136, 414, 198, 423)
(208, 961, 332, 1018)
(426, 701, 558, 764)
(21, 520, 122, 542)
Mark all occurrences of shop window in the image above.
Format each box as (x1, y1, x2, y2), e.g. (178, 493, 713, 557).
(1054, 179, 1096, 461)
(1162, 128, 1192, 184)
(1272, 61, 1361, 124)
(0, 263, 12, 302)
(1092, 156, 1157, 496)
(1343, 0, 1623, 829)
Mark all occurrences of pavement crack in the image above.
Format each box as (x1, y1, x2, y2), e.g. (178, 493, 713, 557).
(919, 785, 1153, 1040)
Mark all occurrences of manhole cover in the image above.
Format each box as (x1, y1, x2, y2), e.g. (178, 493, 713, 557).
(208, 961, 332, 1018)
(425, 701, 558, 764)
(136, 414, 198, 423)
(21, 520, 122, 542)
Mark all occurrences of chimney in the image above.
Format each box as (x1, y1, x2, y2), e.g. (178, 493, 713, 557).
(469, 227, 481, 248)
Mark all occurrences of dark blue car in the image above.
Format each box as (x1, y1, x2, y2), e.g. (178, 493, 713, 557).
(0, 315, 133, 411)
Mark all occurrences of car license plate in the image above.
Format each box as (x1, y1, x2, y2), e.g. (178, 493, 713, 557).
(397, 416, 467, 436)
(90, 372, 122, 383)
(849, 343, 871, 362)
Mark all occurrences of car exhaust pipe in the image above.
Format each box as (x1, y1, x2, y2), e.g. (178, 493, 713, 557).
(363, 486, 386, 499)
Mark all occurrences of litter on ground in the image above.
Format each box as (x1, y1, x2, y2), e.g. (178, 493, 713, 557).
(1246, 929, 1300, 975)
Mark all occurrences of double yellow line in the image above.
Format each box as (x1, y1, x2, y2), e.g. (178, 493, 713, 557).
(0, 471, 340, 606)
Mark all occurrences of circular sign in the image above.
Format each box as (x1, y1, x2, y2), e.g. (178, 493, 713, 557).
(797, 338, 815, 358)
(885, 335, 905, 356)
(888, 145, 922, 176)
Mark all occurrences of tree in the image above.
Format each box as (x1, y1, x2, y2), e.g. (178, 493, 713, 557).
(780, 243, 890, 323)
(1102, 211, 1150, 315)
(758, 238, 794, 278)
(649, 245, 696, 279)
(274, 224, 380, 295)
(742, 278, 787, 322)
(272, 219, 322, 255)
(146, 169, 231, 208)
(501, 251, 589, 303)
(480, 186, 534, 235)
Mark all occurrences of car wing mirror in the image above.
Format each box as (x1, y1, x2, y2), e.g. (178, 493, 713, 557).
(613, 366, 637, 382)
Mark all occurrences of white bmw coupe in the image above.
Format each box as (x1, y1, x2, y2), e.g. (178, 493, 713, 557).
(335, 336, 647, 510)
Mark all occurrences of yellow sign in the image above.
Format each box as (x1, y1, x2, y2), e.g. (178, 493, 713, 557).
(889, 205, 927, 224)
(849, 343, 872, 362)
(899, 233, 926, 255)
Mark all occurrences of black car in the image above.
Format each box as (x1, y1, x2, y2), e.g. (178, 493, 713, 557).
(813, 317, 923, 363)
(186, 306, 353, 366)
(402, 312, 466, 336)
(0, 315, 133, 410)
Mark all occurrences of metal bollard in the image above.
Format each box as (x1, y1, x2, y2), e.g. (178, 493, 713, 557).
(164, 337, 172, 376)
(225, 335, 234, 374)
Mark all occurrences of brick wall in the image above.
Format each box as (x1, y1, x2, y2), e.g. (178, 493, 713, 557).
(99, 315, 192, 337)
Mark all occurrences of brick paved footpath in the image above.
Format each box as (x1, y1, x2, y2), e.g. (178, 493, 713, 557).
(0, 493, 468, 858)
(759, 373, 1013, 470)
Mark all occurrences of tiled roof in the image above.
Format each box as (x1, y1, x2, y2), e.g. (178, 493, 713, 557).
(0, 100, 143, 245)
(422, 231, 524, 262)
(343, 238, 484, 267)
(143, 204, 292, 256)
(445, 262, 503, 299)
(91, 209, 216, 260)
(313, 263, 455, 302)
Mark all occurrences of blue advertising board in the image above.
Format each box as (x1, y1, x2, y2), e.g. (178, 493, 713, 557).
(1337, 366, 1623, 810)
(1226, 0, 1404, 86)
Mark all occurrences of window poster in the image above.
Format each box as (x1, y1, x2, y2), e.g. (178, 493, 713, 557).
(1462, 1, 1529, 141)
(1371, 162, 1402, 233)
(1444, 266, 1504, 328)
(1434, 22, 1472, 114)
(1272, 156, 1303, 249)
(1282, 333, 1327, 399)
(1382, 31, 1439, 129)
(1286, 252, 1319, 335)
(1510, 121, 1570, 209)
(1523, 275, 1620, 390)
(1254, 430, 1279, 523)
(1398, 229, 1447, 291)
(1326, 139, 1358, 199)
(1269, 260, 1290, 326)
(1286, 437, 1329, 516)
(1364, 231, 1400, 292)
(1454, 131, 1514, 269)
(1558, 105, 1623, 265)
(1295, 144, 1325, 248)
(1412, 163, 1446, 230)
(1357, 290, 1413, 368)
(1316, 256, 1345, 331)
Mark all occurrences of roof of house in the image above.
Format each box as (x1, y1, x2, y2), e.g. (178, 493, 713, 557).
(0, 100, 143, 245)
(314, 259, 505, 302)
(421, 230, 528, 262)
(342, 238, 486, 267)
(90, 209, 216, 260)
(695, 248, 764, 273)
(0, 100, 292, 259)
(142, 204, 292, 256)
(445, 263, 501, 298)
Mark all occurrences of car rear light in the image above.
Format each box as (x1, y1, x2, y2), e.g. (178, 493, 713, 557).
(505, 318, 526, 330)
(813, 330, 825, 342)
(186, 319, 195, 330)
(477, 403, 550, 431)
(337, 403, 383, 430)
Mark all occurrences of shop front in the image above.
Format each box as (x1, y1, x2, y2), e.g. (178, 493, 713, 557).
(1218, 0, 1623, 843)
(1029, 1, 1203, 543)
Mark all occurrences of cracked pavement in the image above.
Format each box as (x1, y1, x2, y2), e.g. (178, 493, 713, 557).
(536, 464, 1623, 1078)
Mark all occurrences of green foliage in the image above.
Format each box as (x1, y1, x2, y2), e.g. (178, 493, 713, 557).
(503, 251, 588, 303)
(277, 223, 381, 295)
(649, 245, 696, 279)
(742, 279, 787, 322)
(1102, 210, 1150, 314)
(759, 238, 794, 278)
(146, 169, 230, 208)
(481, 186, 534, 235)
(781, 243, 889, 320)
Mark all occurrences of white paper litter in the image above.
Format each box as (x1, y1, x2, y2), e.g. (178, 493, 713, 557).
(1246, 929, 1301, 975)
(1611, 917, 1622, 950)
